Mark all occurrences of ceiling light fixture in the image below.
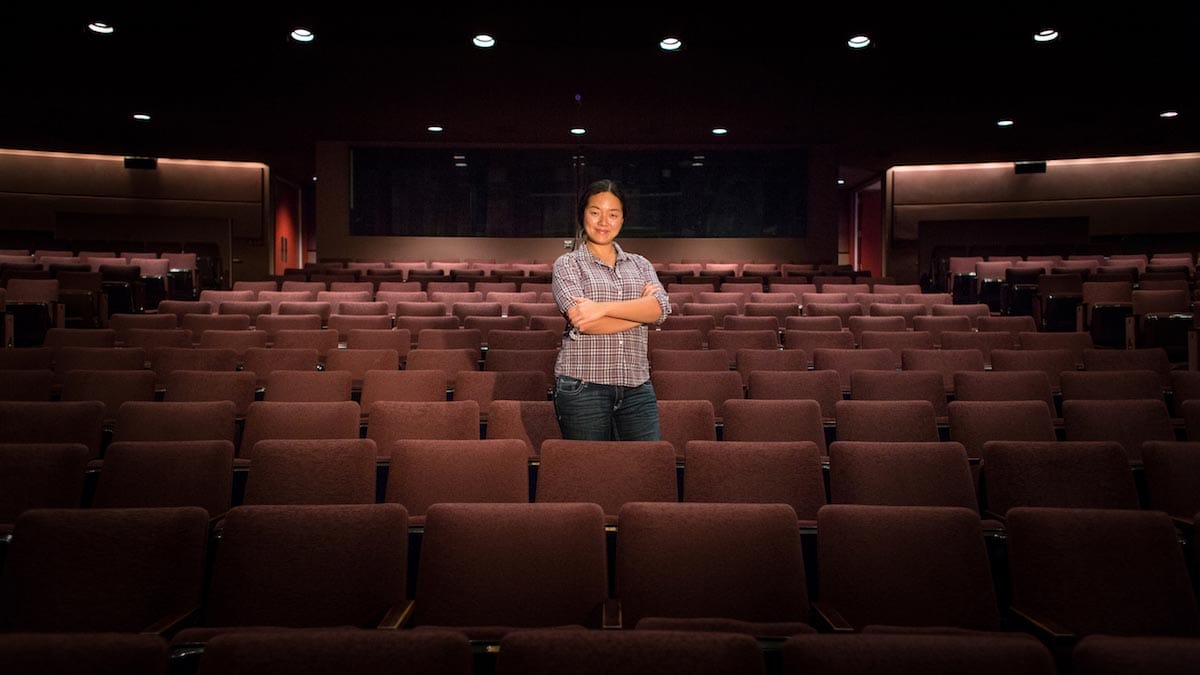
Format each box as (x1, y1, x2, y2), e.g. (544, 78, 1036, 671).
(473, 34, 496, 48)
(427, 125, 445, 133)
(837, 179, 846, 185)
(132, 113, 151, 121)
(847, 35, 871, 49)
(1033, 29, 1059, 42)
(88, 22, 114, 34)
(711, 127, 729, 135)
(996, 119, 1015, 127)
(660, 37, 683, 51)
(570, 127, 587, 136)
(1160, 110, 1180, 118)
(290, 28, 315, 43)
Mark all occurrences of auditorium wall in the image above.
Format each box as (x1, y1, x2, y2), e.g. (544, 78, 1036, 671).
(885, 152, 1200, 283)
(313, 142, 841, 267)
(0, 148, 272, 282)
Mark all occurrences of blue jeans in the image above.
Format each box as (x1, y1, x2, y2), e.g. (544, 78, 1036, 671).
(553, 375, 661, 441)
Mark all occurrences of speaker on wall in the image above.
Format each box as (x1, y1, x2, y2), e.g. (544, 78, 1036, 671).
(124, 156, 158, 170)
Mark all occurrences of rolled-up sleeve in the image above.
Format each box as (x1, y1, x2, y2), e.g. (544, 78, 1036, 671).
(552, 254, 584, 314)
(640, 258, 671, 325)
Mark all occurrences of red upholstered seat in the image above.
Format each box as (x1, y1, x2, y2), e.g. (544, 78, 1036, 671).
(411, 503, 607, 638)
(496, 630, 765, 675)
(196, 630, 471, 675)
(386, 439, 530, 525)
(684, 440, 825, 523)
(93, 440, 234, 516)
(536, 440, 677, 524)
(172, 503, 409, 647)
(1, 506, 209, 632)
(814, 504, 1000, 632)
(616, 502, 811, 637)
(1006, 507, 1200, 639)
(242, 439, 378, 505)
(980, 441, 1140, 520)
(781, 633, 1055, 675)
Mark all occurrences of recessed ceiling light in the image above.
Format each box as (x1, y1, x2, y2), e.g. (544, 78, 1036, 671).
(473, 34, 496, 48)
(454, 162, 468, 168)
(1160, 110, 1180, 118)
(1033, 29, 1059, 42)
(132, 113, 151, 121)
(290, 28, 315, 43)
(427, 125, 445, 133)
(311, 176, 318, 182)
(996, 119, 1015, 127)
(711, 127, 729, 135)
(837, 179, 846, 185)
(88, 22, 114, 35)
(660, 37, 683, 51)
(847, 35, 871, 49)
(570, 127, 587, 136)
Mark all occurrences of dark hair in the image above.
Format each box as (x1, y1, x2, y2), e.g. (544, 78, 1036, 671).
(576, 179, 627, 228)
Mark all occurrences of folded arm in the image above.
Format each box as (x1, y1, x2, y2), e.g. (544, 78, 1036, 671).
(569, 282, 664, 334)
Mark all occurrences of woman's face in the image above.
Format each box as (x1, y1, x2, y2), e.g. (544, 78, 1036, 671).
(582, 191, 624, 247)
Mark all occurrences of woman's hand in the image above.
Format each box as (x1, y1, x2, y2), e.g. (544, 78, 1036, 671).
(642, 281, 663, 297)
(568, 297, 607, 331)
(569, 282, 664, 333)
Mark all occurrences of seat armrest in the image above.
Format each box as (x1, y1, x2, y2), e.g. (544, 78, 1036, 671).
(811, 601, 854, 633)
(603, 599, 622, 629)
(141, 606, 198, 637)
(1008, 604, 1075, 644)
(377, 599, 414, 629)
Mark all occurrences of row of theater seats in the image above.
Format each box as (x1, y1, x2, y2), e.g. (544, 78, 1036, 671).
(3, 345, 1197, 450)
(2, 501, 1198, 672)
(15, 629, 1192, 675)
(4, 427, 1199, 527)
(2, 333, 1197, 452)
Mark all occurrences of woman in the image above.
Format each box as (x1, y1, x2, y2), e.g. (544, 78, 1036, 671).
(551, 179, 671, 441)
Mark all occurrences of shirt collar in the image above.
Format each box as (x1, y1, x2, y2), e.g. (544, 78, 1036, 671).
(583, 241, 630, 266)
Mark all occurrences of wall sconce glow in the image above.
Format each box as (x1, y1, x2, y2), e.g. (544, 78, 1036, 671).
(847, 35, 871, 49)
(473, 34, 496, 48)
(711, 127, 729, 135)
(1033, 29, 1059, 42)
(1160, 110, 1180, 118)
(570, 127, 587, 136)
(660, 37, 683, 51)
(996, 119, 1015, 127)
(132, 113, 151, 121)
(290, 28, 315, 43)
(88, 22, 115, 34)
(427, 125, 445, 132)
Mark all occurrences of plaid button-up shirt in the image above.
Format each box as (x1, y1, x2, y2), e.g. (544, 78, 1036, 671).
(552, 242, 670, 387)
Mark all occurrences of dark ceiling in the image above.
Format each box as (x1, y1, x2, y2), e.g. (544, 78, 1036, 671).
(2, 6, 1197, 188)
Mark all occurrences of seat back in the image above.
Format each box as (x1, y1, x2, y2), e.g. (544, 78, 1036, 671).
(981, 441, 1140, 517)
(0, 507, 208, 631)
(536, 440, 677, 519)
(617, 502, 808, 628)
(413, 503, 607, 630)
(816, 504, 999, 631)
(1007, 507, 1200, 637)
(203, 504, 408, 628)
(242, 439, 378, 505)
